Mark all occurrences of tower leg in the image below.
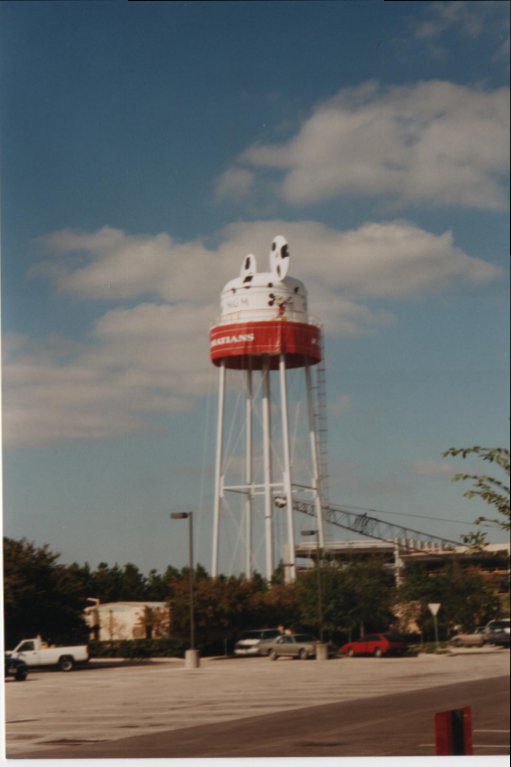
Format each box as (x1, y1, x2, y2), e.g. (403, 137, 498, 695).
(279, 355, 296, 581)
(212, 362, 226, 577)
(245, 368, 253, 578)
(305, 363, 325, 548)
(262, 359, 273, 580)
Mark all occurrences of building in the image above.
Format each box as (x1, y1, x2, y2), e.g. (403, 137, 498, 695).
(83, 601, 170, 642)
(295, 540, 510, 588)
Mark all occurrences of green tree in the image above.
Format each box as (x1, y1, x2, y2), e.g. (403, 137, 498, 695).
(263, 580, 298, 628)
(89, 562, 124, 602)
(118, 563, 147, 600)
(397, 561, 500, 639)
(296, 557, 395, 640)
(443, 447, 510, 541)
(3, 537, 89, 647)
(344, 557, 396, 636)
(169, 573, 271, 653)
(297, 565, 352, 637)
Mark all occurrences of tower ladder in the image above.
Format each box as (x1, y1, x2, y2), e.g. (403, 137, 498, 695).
(313, 331, 330, 506)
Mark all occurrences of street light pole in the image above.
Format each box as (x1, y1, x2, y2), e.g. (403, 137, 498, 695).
(170, 511, 199, 667)
(301, 529, 324, 643)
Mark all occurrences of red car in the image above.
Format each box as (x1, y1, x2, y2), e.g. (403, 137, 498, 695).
(341, 633, 408, 658)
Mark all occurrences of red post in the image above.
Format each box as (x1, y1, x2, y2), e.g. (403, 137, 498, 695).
(434, 707, 473, 755)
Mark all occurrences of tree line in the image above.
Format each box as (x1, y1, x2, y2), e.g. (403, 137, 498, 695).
(4, 444, 508, 653)
(3, 535, 503, 653)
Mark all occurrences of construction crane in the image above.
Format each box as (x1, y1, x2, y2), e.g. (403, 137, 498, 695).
(293, 499, 460, 554)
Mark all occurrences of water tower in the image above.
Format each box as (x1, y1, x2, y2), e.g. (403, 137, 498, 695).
(209, 236, 326, 581)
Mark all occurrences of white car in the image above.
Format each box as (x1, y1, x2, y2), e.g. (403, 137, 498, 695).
(449, 627, 486, 647)
(234, 629, 282, 657)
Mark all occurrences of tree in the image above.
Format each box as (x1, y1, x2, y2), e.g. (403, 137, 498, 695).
(344, 557, 396, 636)
(296, 564, 347, 636)
(3, 537, 89, 647)
(117, 563, 148, 600)
(443, 447, 510, 542)
(296, 557, 395, 640)
(397, 560, 500, 639)
(168, 573, 272, 653)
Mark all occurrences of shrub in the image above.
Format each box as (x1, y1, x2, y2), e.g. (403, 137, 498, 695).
(88, 638, 186, 659)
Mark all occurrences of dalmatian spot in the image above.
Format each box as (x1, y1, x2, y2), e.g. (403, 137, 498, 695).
(240, 253, 257, 279)
(269, 235, 290, 281)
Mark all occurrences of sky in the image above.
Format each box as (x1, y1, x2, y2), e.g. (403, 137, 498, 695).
(1, 0, 509, 577)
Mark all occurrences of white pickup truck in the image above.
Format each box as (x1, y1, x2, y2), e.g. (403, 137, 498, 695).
(7, 637, 89, 671)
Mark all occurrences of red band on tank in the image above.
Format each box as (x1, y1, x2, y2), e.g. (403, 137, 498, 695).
(209, 321, 322, 370)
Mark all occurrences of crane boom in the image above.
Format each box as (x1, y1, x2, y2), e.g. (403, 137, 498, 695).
(293, 499, 459, 553)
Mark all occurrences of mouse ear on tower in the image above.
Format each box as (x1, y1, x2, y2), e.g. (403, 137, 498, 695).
(270, 235, 290, 281)
(240, 253, 257, 279)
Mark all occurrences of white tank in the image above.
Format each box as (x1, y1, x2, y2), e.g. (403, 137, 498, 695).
(218, 236, 308, 325)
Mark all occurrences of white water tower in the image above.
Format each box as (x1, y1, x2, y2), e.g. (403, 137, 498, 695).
(209, 236, 327, 581)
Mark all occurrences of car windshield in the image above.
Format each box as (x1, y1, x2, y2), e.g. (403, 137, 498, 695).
(493, 621, 509, 628)
(18, 641, 35, 651)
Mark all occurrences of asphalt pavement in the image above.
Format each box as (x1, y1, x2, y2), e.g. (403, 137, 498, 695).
(16, 675, 509, 758)
(4, 647, 510, 759)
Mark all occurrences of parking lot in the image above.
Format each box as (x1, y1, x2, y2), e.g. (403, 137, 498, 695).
(4, 647, 510, 758)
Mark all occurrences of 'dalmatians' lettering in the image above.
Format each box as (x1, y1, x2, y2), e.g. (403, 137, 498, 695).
(211, 334, 255, 348)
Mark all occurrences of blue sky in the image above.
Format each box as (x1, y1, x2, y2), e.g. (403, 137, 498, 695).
(1, 1, 509, 576)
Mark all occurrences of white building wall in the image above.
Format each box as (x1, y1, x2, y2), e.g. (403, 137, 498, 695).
(84, 602, 170, 642)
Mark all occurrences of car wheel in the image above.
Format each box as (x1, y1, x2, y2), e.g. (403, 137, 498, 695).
(451, 639, 463, 647)
(298, 649, 308, 660)
(269, 650, 278, 661)
(58, 656, 74, 672)
(374, 648, 383, 658)
(15, 667, 27, 681)
(348, 648, 355, 658)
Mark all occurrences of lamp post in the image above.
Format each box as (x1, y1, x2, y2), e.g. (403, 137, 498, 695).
(170, 511, 199, 668)
(301, 529, 324, 646)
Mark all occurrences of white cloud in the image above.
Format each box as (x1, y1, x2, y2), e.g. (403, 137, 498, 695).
(221, 81, 509, 211)
(413, 1, 509, 44)
(216, 219, 500, 304)
(3, 218, 501, 447)
(215, 167, 255, 200)
(2, 304, 215, 448)
(32, 227, 228, 303)
(414, 1, 485, 41)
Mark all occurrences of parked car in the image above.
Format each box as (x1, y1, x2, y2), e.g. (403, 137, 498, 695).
(268, 633, 331, 660)
(341, 633, 408, 658)
(4, 655, 28, 681)
(484, 619, 510, 648)
(258, 633, 284, 656)
(449, 627, 486, 647)
(234, 628, 282, 657)
(484, 618, 511, 642)
(491, 632, 510, 648)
